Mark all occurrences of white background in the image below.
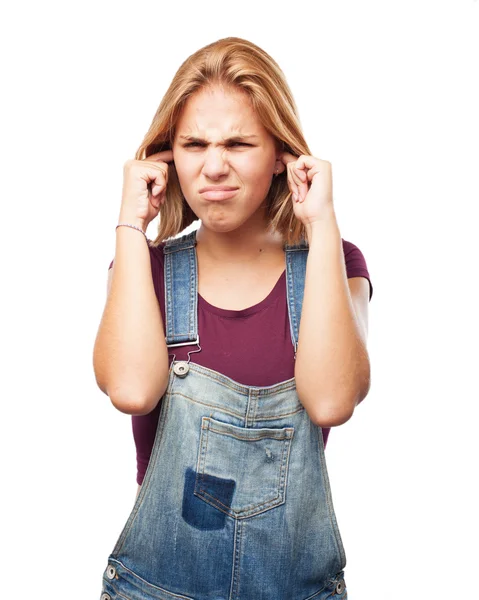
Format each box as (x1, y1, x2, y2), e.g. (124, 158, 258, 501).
(1, 1, 478, 598)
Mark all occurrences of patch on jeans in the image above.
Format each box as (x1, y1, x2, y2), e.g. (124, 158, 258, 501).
(182, 467, 235, 530)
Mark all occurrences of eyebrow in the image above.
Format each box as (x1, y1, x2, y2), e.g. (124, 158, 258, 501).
(178, 134, 259, 143)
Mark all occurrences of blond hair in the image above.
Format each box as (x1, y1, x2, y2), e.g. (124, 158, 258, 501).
(134, 37, 312, 246)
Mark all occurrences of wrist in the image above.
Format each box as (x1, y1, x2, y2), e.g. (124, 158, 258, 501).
(116, 223, 149, 244)
(117, 214, 147, 232)
(304, 209, 339, 241)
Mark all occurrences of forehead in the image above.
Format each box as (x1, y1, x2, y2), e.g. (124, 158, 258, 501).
(176, 85, 265, 136)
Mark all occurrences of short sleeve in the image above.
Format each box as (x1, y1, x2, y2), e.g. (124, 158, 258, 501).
(107, 244, 165, 307)
(342, 239, 373, 301)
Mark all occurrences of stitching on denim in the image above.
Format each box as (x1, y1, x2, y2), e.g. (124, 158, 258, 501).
(207, 423, 293, 440)
(111, 382, 175, 557)
(106, 558, 193, 599)
(196, 419, 294, 518)
(317, 426, 347, 568)
(188, 245, 197, 336)
(171, 391, 305, 420)
(182, 362, 297, 395)
(164, 232, 199, 344)
(286, 250, 298, 350)
(235, 519, 242, 598)
(103, 578, 132, 600)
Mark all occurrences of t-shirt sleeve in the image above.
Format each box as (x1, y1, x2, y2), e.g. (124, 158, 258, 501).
(107, 244, 164, 304)
(342, 239, 373, 301)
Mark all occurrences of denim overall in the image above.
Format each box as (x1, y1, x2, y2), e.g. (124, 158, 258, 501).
(100, 230, 348, 600)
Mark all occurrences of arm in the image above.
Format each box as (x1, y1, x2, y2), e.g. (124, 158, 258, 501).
(294, 214, 371, 427)
(92, 227, 170, 415)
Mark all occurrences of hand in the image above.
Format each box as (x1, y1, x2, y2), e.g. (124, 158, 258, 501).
(119, 150, 174, 230)
(280, 152, 334, 226)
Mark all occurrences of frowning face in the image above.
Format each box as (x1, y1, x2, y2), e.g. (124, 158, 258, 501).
(172, 84, 284, 233)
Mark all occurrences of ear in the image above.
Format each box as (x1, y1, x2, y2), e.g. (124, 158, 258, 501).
(273, 138, 287, 176)
(274, 157, 286, 176)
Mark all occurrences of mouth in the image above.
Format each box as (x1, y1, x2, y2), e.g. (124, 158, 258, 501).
(199, 188, 239, 201)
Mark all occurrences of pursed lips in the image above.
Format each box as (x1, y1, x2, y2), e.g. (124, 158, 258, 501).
(199, 186, 239, 201)
(199, 186, 239, 193)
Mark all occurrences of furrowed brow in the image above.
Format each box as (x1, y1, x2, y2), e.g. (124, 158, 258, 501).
(179, 134, 259, 143)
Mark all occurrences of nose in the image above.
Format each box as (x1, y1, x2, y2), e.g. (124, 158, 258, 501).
(201, 147, 230, 179)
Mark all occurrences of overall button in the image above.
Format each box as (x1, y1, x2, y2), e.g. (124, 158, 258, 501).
(335, 578, 345, 594)
(106, 564, 116, 579)
(173, 361, 189, 377)
(101, 594, 111, 600)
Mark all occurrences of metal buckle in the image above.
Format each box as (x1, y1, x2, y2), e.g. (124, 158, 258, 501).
(168, 336, 202, 377)
(166, 335, 200, 349)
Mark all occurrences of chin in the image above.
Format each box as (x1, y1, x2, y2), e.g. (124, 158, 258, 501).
(203, 220, 240, 233)
(201, 213, 249, 233)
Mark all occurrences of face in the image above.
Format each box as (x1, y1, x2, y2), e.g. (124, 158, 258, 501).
(172, 85, 283, 233)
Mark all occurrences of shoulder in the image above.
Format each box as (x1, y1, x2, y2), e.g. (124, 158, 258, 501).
(150, 229, 196, 262)
(341, 238, 373, 301)
(148, 240, 167, 267)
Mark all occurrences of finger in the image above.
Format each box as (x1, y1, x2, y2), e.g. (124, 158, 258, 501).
(280, 151, 299, 165)
(295, 167, 307, 182)
(289, 163, 306, 195)
(295, 154, 319, 171)
(146, 163, 168, 197)
(152, 182, 167, 208)
(151, 181, 164, 197)
(153, 162, 170, 192)
(143, 163, 168, 181)
(287, 169, 302, 202)
(295, 168, 309, 202)
(146, 149, 174, 163)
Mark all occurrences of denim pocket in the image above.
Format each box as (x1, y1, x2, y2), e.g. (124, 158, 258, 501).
(194, 416, 294, 518)
(102, 559, 195, 600)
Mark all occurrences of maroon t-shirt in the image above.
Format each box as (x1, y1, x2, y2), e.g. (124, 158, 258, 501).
(109, 238, 373, 485)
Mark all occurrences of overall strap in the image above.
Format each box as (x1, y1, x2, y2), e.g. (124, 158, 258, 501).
(163, 229, 309, 357)
(163, 230, 199, 348)
(284, 239, 309, 357)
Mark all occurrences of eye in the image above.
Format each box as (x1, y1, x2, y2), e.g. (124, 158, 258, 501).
(183, 141, 251, 148)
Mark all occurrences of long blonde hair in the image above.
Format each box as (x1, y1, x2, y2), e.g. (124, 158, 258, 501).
(135, 37, 313, 246)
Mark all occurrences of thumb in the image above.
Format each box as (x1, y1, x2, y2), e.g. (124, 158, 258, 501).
(150, 175, 165, 197)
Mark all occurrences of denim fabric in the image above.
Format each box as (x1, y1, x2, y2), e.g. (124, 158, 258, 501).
(100, 230, 347, 600)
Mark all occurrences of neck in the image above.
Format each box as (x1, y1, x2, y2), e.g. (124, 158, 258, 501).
(196, 220, 284, 265)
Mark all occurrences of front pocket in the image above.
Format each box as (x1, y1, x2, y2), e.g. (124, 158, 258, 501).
(194, 416, 294, 518)
(102, 559, 194, 600)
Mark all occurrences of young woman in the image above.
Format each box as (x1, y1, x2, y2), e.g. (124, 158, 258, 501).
(94, 36, 373, 600)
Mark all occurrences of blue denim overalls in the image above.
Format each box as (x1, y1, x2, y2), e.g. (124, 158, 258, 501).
(100, 230, 348, 600)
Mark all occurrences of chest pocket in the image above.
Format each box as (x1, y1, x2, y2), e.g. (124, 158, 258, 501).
(194, 416, 294, 519)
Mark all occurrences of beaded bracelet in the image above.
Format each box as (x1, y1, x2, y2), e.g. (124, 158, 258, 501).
(116, 223, 148, 241)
